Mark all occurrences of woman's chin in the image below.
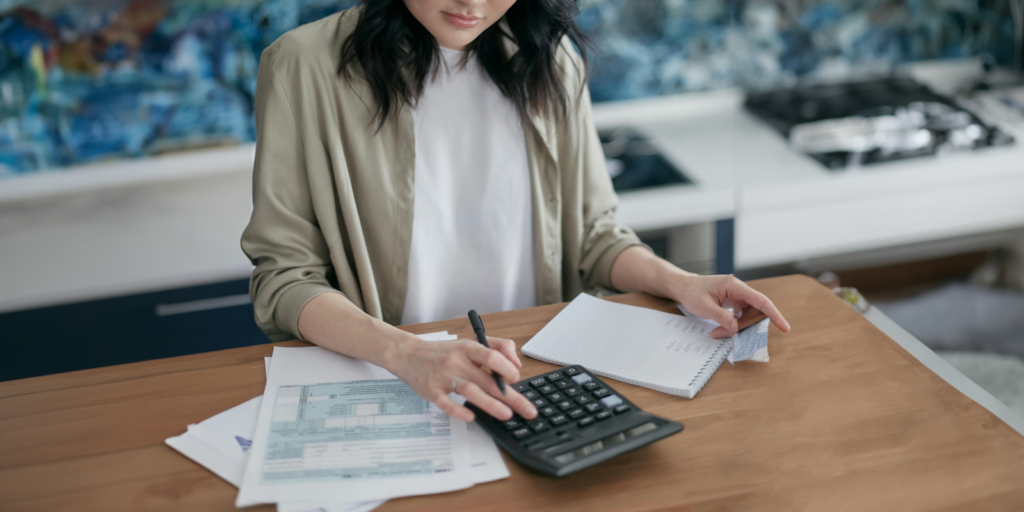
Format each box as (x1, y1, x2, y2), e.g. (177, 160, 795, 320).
(436, 34, 476, 51)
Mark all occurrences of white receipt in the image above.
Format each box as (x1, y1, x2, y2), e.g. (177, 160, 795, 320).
(727, 318, 770, 363)
(676, 305, 770, 364)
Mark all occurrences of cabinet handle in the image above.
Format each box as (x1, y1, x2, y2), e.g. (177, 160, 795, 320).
(155, 294, 251, 316)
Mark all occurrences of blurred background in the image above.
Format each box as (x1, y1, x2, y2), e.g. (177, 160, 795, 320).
(1, 0, 1023, 414)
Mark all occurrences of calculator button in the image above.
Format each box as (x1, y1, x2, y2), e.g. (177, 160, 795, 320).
(501, 419, 523, 430)
(592, 388, 610, 399)
(530, 378, 547, 387)
(571, 373, 592, 385)
(531, 397, 549, 408)
(584, 402, 603, 413)
(583, 382, 600, 391)
(564, 386, 580, 396)
(512, 427, 532, 439)
(554, 379, 572, 389)
(601, 395, 623, 408)
(522, 390, 539, 400)
(538, 384, 557, 395)
(550, 414, 568, 426)
(567, 408, 585, 419)
(540, 406, 559, 417)
(546, 372, 564, 382)
(594, 411, 612, 422)
(529, 420, 549, 432)
(577, 416, 595, 428)
(574, 395, 592, 405)
(524, 439, 547, 451)
(556, 400, 574, 411)
(613, 405, 631, 415)
(548, 392, 564, 402)
(564, 367, 580, 376)
(512, 382, 530, 392)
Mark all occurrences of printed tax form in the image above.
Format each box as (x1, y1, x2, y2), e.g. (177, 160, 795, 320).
(166, 331, 508, 512)
(236, 345, 474, 507)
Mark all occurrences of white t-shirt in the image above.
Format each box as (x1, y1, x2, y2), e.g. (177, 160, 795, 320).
(401, 47, 537, 325)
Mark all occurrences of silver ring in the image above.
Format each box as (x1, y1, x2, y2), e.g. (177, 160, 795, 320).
(451, 376, 464, 393)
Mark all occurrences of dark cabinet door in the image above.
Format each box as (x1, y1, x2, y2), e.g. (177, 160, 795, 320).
(1, 278, 270, 382)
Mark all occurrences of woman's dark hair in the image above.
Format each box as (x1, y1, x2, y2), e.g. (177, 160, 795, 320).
(339, 0, 590, 130)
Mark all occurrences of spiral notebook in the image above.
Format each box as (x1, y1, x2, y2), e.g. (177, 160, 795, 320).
(521, 294, 731, 399)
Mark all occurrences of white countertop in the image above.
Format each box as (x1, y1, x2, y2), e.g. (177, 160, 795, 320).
(0, 171, 255, 312)
(2, 59, 1023, 312)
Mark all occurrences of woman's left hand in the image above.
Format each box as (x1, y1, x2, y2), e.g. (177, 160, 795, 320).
(666, 273, 791, 338)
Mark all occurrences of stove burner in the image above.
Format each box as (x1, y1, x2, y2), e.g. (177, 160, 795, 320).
(744, 77, 1015, 170)
(599, 128, 692, 191)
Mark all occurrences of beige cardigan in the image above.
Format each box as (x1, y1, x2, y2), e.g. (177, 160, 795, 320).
(241, 8, 643, 342)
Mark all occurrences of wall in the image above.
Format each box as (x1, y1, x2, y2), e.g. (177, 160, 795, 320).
(0, 0, 1016, 176)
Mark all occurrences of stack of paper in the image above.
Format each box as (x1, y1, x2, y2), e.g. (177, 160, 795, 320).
(166, 331, 509, 512)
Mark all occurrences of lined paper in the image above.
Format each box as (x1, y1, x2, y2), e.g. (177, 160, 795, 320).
(521, 294, 731, 398)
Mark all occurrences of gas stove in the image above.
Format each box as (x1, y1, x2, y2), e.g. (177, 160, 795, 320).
(744, 76, 1015, 170)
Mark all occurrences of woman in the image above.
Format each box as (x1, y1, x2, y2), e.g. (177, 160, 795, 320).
(241, 0, 790, 425)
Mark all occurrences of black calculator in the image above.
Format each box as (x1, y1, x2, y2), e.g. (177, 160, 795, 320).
(467, 365, 683, 477)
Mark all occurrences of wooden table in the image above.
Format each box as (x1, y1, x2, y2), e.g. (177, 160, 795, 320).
(3, 275, 1023, 511)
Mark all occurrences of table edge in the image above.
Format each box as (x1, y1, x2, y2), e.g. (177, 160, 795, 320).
(864, 307, 1024, 439)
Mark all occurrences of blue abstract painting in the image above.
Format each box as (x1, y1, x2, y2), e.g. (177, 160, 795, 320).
(0, 0, 1015, 176)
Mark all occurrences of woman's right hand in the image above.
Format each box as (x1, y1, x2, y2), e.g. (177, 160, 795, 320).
(387, 336, 538, 423)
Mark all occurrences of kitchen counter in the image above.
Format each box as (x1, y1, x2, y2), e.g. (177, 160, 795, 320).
(0, 170, 254, 313)
(596, 59, 1024, 269)
(632, 94, 1024, 269)
(2, 59, 1023, 313)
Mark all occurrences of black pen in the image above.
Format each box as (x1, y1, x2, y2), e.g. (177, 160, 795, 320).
(468, 309, 506, 396)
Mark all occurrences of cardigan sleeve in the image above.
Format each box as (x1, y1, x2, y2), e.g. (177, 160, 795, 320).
(240, 44, 343, 342)
(561, 44, 648, 292)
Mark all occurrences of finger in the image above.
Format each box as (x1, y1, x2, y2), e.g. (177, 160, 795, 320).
(736, 309, 767, 331)
(460, 362, 518, 401)
(712, 308, 767, 338)
(434, 393, 474, 422)
(460, 369, 537, 419)
(729, 299, 750, 318)
(489, 385, 537, 419)
(708, 300, 739, 332)
(730, 285, 791, 333)
(458, 380, 513, 421)
(488, 337, 521, 368)
(710, 325, 735, 339)
(464, 342, 521, 383)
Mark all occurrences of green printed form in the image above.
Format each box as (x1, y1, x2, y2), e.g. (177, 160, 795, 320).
(262, 379, 454, 483)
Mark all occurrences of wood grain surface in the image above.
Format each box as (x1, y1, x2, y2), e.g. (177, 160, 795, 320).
(2, 275, 1023, 511)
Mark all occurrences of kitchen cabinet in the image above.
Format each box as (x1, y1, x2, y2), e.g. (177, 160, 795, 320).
(0, 278, 268, 382)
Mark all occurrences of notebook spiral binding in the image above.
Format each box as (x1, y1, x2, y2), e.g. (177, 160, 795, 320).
(687, 341, 733, 392)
